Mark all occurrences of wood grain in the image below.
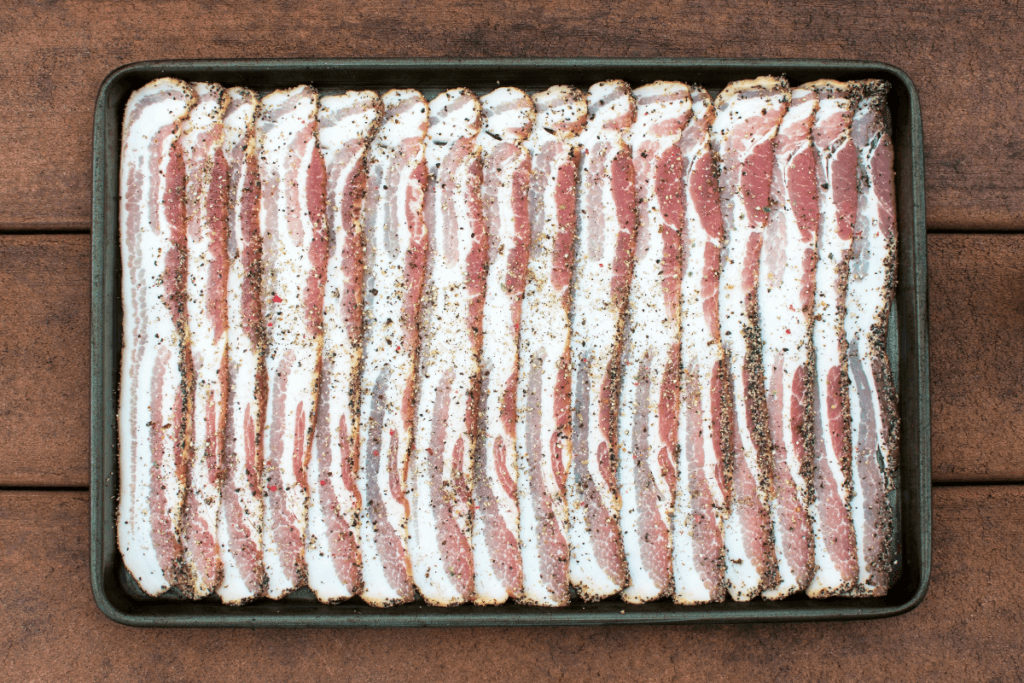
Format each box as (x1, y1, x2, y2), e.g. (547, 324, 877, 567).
(0, 0, 1022, 231)
(0, 235, 90, 486)
(929, 234, 1024, 482)
(2, 233, 1021, 486)
(0, 487, 1019, 681)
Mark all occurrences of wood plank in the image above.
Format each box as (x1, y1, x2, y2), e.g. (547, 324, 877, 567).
(0, 487, 1020, 680)
(0, 0, 1021, 232)
(0, 235, 89, 486)
(929, 234, 1024, 481)
(2, 233, 1022, 486)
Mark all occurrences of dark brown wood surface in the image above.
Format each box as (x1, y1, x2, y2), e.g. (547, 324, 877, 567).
(0, 0, 1020, 679)
(3, 487, 1022, 681)
(1, 0, 1023, 231)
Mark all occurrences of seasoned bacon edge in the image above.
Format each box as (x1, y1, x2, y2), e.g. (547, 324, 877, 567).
(306, 91, 382, 603)
(180, 82, 230, 598)
(408, 89, 485, 606)
(357, 89, 429, 607)
(846, 80, 899, 597)
(673, 87, 729, 605)
(217, 87, 268, 604)
(805, 79, 861, 598)
(568, 80, 636, 601)
(118, 78, 196, 597)
(617, 81, 690, 604)
(472, 87, 534, 605)
(516, 85, 587, 607)
(712, 76, 789, 601)
(257, 85, 329, 599)
(758, 87, 820, 599)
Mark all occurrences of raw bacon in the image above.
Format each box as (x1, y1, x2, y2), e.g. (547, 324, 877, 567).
(257, 85, 329, 599)
(712, 77, 789, 601)
(306, 91, 381, 602)
(217, 87, 267, 604)
(180, 82, 230, 599)
(846, 80, 899, 597)
(805, 80, 861, 598)
(673, 87, 729, 605)
(568, 80, 636, 601)
(758, 87, 820, 599)
(516, 86, 587, 607)
(617, 81, 691, 604)
(408, 88, 485, 606)
(357, 90, 429, 607)
(472, 87, 534, 605)
(118, 78, 195, 597)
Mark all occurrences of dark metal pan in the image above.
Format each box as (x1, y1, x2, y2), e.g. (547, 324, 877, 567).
(91, 58, 929, 627)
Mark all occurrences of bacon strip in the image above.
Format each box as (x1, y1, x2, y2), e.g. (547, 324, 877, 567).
(673, 88, 730, 604)
(712, 77, 789, 601)
(472, 87, 534, 605)
(516, 86, 587, 607)
(805, 80, 861, 598)
(568, 80, 636, 601)
(217, 87, 267, 604)
(617, 81, 690, 604)
(306, 92, 381, 603)
(179, 82, 230, 598)
(846, 80, 899, 597)
(117, 78, 195, 597)
(357, 90, 428, 607)
(257, 85, 329, 599)
(408, 89, 485, 606)
(758, 87, 820, 599)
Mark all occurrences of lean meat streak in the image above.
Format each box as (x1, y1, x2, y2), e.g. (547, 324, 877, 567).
(217, 87, 267, 604)
(118, 78, 195, 597)
(409, 89, 486, 606)
(180, 82, 230, 599)
(257, 85, 329, 599)
(357, 90, 429, 607)
(846, 80, 899, 597)
(805, 80, 861, 598)
(472, 87, 534, 605)
(517, 86, 587, 607)
(758, 87, 820, 599)
(617, 81, 690, 604)
(569, 80, 636, 601)
(712, 77, 789, 601)
(306, 92, 381, 602)
(673, 87, 729, 605)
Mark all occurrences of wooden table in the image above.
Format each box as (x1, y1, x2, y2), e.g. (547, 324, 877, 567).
(3, 2, 1022, 680)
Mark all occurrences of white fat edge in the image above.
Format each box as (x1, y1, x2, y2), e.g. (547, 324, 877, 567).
(846, 94, 894, 590)
(480, 86, 534, 147)
(712, 83, 790, 602)
(355, 90, 427, 606)
(568, 87, 635, 598)
(619, 82, 691, 603)
(118, 78, 194, 596)
(758, 90, 818, 599)
(806, 89, 857, 598)
(257, 85, 322, 599)
(306, 93, 379, 603)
